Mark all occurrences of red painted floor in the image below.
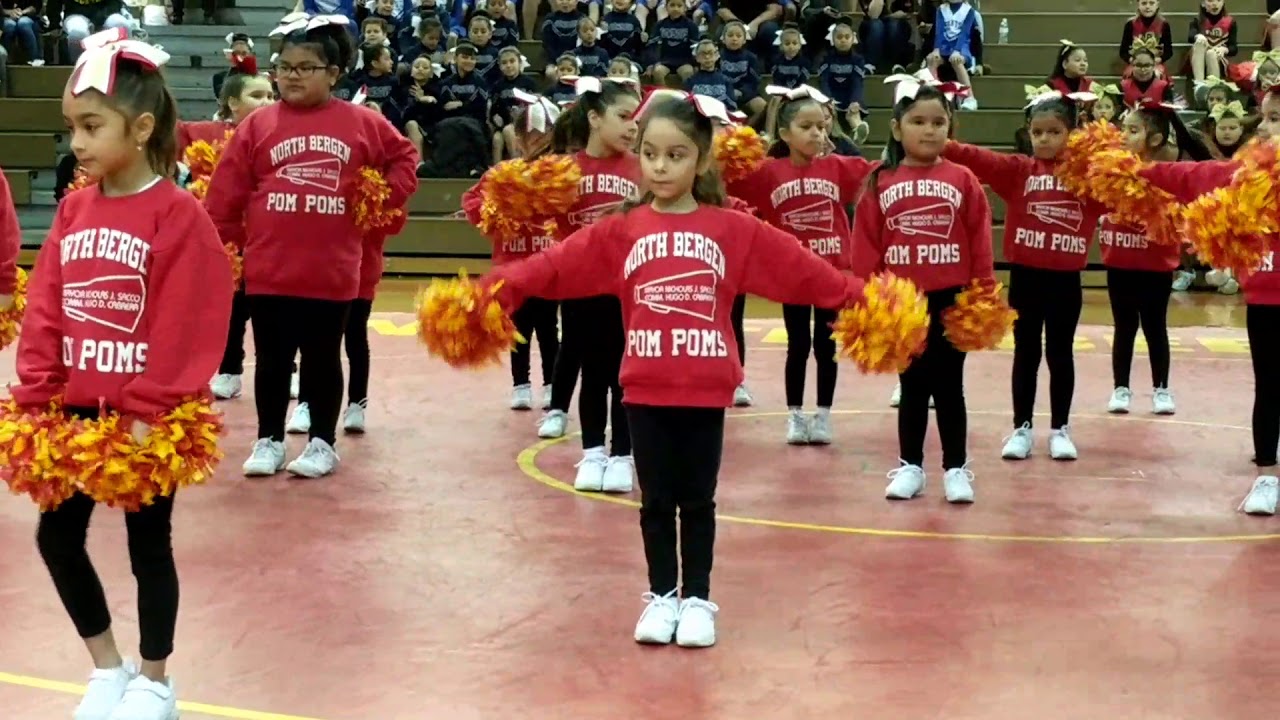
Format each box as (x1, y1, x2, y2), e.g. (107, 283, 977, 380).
(1, 315, 1277, 720)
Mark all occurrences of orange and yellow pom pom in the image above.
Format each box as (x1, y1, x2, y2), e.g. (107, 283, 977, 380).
(1084, 149, 1182, 246)
(0, 398, 78, 511)
(941, 278, 1017, 352)
(1180, 138, 1280, 277)
(67, 166, 98, 194)
(480, 155, 582, 227)
(0, 267, 28, 350)
(182, 139, 220, 180)
(352, 166, 406, 233)
(714, 125, 766, 184)
(831, 273, 930, 374)
(224, 242, 243, 284)
(1056, 121, 1124, 197)
(415, 272, 523, 369)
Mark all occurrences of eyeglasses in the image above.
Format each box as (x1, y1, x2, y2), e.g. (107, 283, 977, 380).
(273, 64, 327, 77)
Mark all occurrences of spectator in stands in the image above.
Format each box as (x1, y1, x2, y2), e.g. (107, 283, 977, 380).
(1196, 75, 1237, 110)
(399, 16, 449, 72)
(213, 32, 254, 99)
(2, 0, 43, 66)
(541, 0, 582, 79)
(770, 23, 809, 89)
(474, 0, 519, 47)
(440, 42, 489, 121)
(600, 0, 643, 60)
(1046, 40, 1093, 95)
(292, 0, 359, 33)
(1121, 47, 1174, 105)
(718, 20, 764, 118)
(647, 0, 699, 83)
(54, 0, 133, 63)
(1091, 83, 1122, 124)
(857, 0, 915, 74)
(818, 18, 869, 121)
(924, 0, 978, 109)
(400, 55, 443, 158)
(355, 42, 399, 111)
(572, 16, 610, 75)
(1118, 0, 1172, 76)
(490, 44, 537, 159)
(685, 38, 736, 108)
(467, 14, 501, 80)
(1187, 0, 1237, 84)
(546, 53, 579, 102)
(361, 16, 394, 53)
(715, 0, 783, 63)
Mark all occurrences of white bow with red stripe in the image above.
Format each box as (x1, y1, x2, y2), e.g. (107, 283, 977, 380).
(883, 71, 969, 104)
(763, 84, 830, 105)
(71, 27, 170, 97)
(1024, 89, 1097, 109)
(512, 88, 561, 132)
(270, 12, 351, 37)
(559, 75, 639, 95)
(634, 90, 732, 125)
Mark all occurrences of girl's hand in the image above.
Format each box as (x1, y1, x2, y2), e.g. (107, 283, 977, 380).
(423, 96, 437, 103)
(444, 100, 463, 110)
(409, 84, 423, 98)
(130, 419, 152, 445)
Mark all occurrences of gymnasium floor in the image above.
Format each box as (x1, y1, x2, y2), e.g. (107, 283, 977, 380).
(0, 285, 1276, 720)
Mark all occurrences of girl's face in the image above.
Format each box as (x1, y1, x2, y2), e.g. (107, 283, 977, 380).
(553, 0, 575, 12)
(1121, 111, 1153, 154)
(62, 89, 153, 181)
(578, 19, 596, 44)
(556, 59, 577, 78)
(723, 25, 746, 50)
(229, 76, 275, 123)
(363, 25, 386, 45)
(372, 47, 394, 73)
(779, 102, 827, 160)
(422, 29, 442, 48)
(608, 61, 631, 78)
(1028, 113, 1070, 160)
(488, 0, 508, 16)
(666, 0, 685, 18)
(411, 56, 434, 82)
(832, 25, 854, 52)
(640, 117, 703, 202)
(457, 53, 477, 73)
(1092, 95, 1117, 121)
(1203, 0, 1224, 14)
(1062, 48, 1088, 78)
(589, 96, 640, 154)
(1215, 117, 1243, 146)
(499, 52, 521, 77)
(274, 44, 338, 107)
(1206, 88, 1228, 110)
(1259, 61, 1280, 90)
(611, 0, 631, 11)
(781, 31, 802, 58)
(1137, 0, 1158, 17)
(469, 19, 492, 45)
(1130, 53, 1155, 82)
(695, 43, 717, 69)
(1257, 93, 1280, 139)
(893, 97, 950, 162)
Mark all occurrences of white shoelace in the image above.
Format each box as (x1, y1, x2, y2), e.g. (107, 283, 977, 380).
(1002, 422, 1032, 443)
(886, 461, 923, 480)
(945, 463, 975, 483)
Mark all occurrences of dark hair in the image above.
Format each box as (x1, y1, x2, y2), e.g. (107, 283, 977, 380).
(829, 18, 855, 40)
(511, 105, 554, 156)
(279, 22, 355, 72)
(864, 84, 952, 191)
(1050, 42, 1084, 81)
(617, 95, 724, 213)
(766, 95, 823, 157)
(1027, 95, 1079, 129)
(542, 80, 639, 158)
(361, 16, 388, 32)
(1129, 46, 1157, 67)
(777, 22, 802, 44)
(418, 17, 443, 38)
(228, 32, 251, 46)
(216, 70, 268, 121)
(80, 56, 179, 178)
(1133, 105, 1215, 161)
(361, 43, 390, 69)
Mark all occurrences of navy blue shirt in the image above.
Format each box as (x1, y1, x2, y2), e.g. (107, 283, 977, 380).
(818, 48, 869, 111)
(684, 69, 737, 109)
(573, 44, 612, 76)
(771, 53, 810, 89)
(439, 71, 490, 124)
(718, 46, 762, 99)
(648, 16, 700, 67)
(600, 10, 644, 59)
(541, 11, 584, 65)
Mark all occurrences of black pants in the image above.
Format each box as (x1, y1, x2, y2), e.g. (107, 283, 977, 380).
(37, 407, 178, 662)
(731, 295, 746, 367)
(297, 298, 373, 406)
(899, 287, 968, 469)
(511, 297, 559, 387)
(1249, 304, 1280, 467)
(1107, 268, 1172, 389)
(1008, 265, 1083, 429)
(248, 295, 351, 445)
(548, 300, 586, 414)
(218, 286, 252, 375)
(627, 404, 724, 600)
(782, 304, 838, 408)
(576, 296, 629, 454)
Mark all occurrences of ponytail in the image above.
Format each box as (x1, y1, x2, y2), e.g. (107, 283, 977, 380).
(543, 80, 639, 158)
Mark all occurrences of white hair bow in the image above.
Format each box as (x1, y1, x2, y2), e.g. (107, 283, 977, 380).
(512, 88, 561, 132)
(633, 90, 731, 125)
(1023, 89, 1097, 109)
(773, 32, 805, 46)
(883, 72, 969, 104)
(71, 27, 170, 97)
(224, 32, 254, 49)
(764, 84, 830, 105)
(560, 75, 639, 95)
(270, 13, 351, 37)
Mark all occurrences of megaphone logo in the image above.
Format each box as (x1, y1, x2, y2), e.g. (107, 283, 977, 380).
(567, 201, 621, 227)
(63, 275, 147, 333)
(781, 199, 834, 234)
(1027, 200, 1083, 232)
(886, 202, 955, 240)
(276, 158, 342, 192)
(634, 269, 717, 322)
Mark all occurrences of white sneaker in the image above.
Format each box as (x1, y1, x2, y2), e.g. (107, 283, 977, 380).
(808, 409, 832, 445)
(209, 373, 241, 400)
(1240, 476, 1279, 516)
(342, 401, 366, 434)
(633, 590, 679, 644)
(885, 462, 926, 499)
(733, 383, 753, 407)
(540, 384, 553, 410)
(675, 597, 719, 648)
(75, 660, 137, 720)
(242, 438, 286, 476)
(107, 675, 178, 720)
(286, 402, 311, 434)
(943, 466, 975, 503)
(1219, 278, 1240, 295)
(286, 437, 340, 478)
(889, 382, 901, 408)
(510, 383, 533, 410)
(1205, 268, 1228, 287)
(785, 409, 809, 445)
(960, 96, 978, 110)
(1172, 270, 1194, 291)
(1001, 423, 1033, 460)
(1152, 387, 1176, 415)
(1107, 387, 1132, 414)
(573, 447, 608, 491)
(1048, 426, 1078, 460)
(289, 371, 300, 399)
(602, 455, 635, 493)
(537, 409, 568, 438)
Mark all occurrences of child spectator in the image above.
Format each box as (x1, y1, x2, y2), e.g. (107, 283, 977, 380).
(400, 55, 444, 159)
(802, 0, 840, 51)
(1047, 40, 1094, 95)
(719, 20, 765, 117)
(1, 0, 43, 66)
(647, 0, 700, 83)
(1122, 46, 1173, 106)
(770, 23, 809, 90)
(573, 16, 611, 75)
(1187, 0, 1237, 84)
(475, 0, 519, 47)
(857, 0, 916, 73)
(467, 13, 501, 81)
(684, 39, 736, 108)
(542, 0, 585, 79)
(1091, 83, 1122, 123)
(600, 0, 644, 59)
(925, 0, 978, 109)
(441, 42, 489, 123)
(818, 19, 869, 116)
(400, 16, 450, 72)
(355, 43, 400, 110)
(1196, 75, 1238, 111)
(213, 33, 255, 99)
(368, 0, 409, 45)
(547, 55, 582, 103)
(608, 54, 641, 82)
(490, 45, 538, 160)
(1119, 0, 1172, 73)
(358, 17, 396, 71)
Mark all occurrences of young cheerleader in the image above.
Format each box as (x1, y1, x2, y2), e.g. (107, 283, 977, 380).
(462, 90, 563, 410)
(944, 90, 1102, 461)
(481, 92, 866, 647)
(13, 29, 233, 720)
(1047, 40, 1095, 96)
(0, 166, 18, 307)
(1122, 47, 1174, 105)
(851, 79, 992, 504)
(1102, 102, 1213, 416)
(203, 14, 418, 479)
(726, 84, 874, 445)
(1188, 0, 1237, 84)
(1119, 0, 1172, 73)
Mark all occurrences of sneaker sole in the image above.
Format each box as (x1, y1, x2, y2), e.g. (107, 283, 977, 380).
(343, 425, 366, 434)
(1108, 407, 1129, 414)
(287, 465, 333, 479)
(243, 464, 285, 477)
(675, 636, 715, 648)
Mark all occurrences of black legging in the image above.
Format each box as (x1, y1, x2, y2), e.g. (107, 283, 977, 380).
(782, 304, 838, 408)
(899, 287, 968, 470)
(578, 296, 629, 455)
(1106, 268, 1172, 389)
(218, 286, 252, 375)
(247, 295, 351, 445)
(627, 404, 725, 600)
(1008, 264, 1083, 429)
(296, 298, 373, 406)
(548, 300, 586, 414)
(1248, 304, 1280, 468)
(731, 295, 746, 367)
(511, 297, 560, 387)
(37, 408, 178, 662)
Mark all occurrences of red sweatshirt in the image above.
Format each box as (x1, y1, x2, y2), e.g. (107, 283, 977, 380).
(849, 160, 995, 291)
(558, 150, 642, 236)
(357, 213, 406, 300)
(0, 169, 20, 295)
(460, 174, 559, 264)
(11, 180, 233, 418)
(1098, 216, 1180, 272)
(176, 119, 233, 159)
(1140, 160, 1280, 305)
(725, 154, 875, 270)
(944, 142, 1103, 271)
(486, 204, 865, 407)
(203, 100, 419, 301)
